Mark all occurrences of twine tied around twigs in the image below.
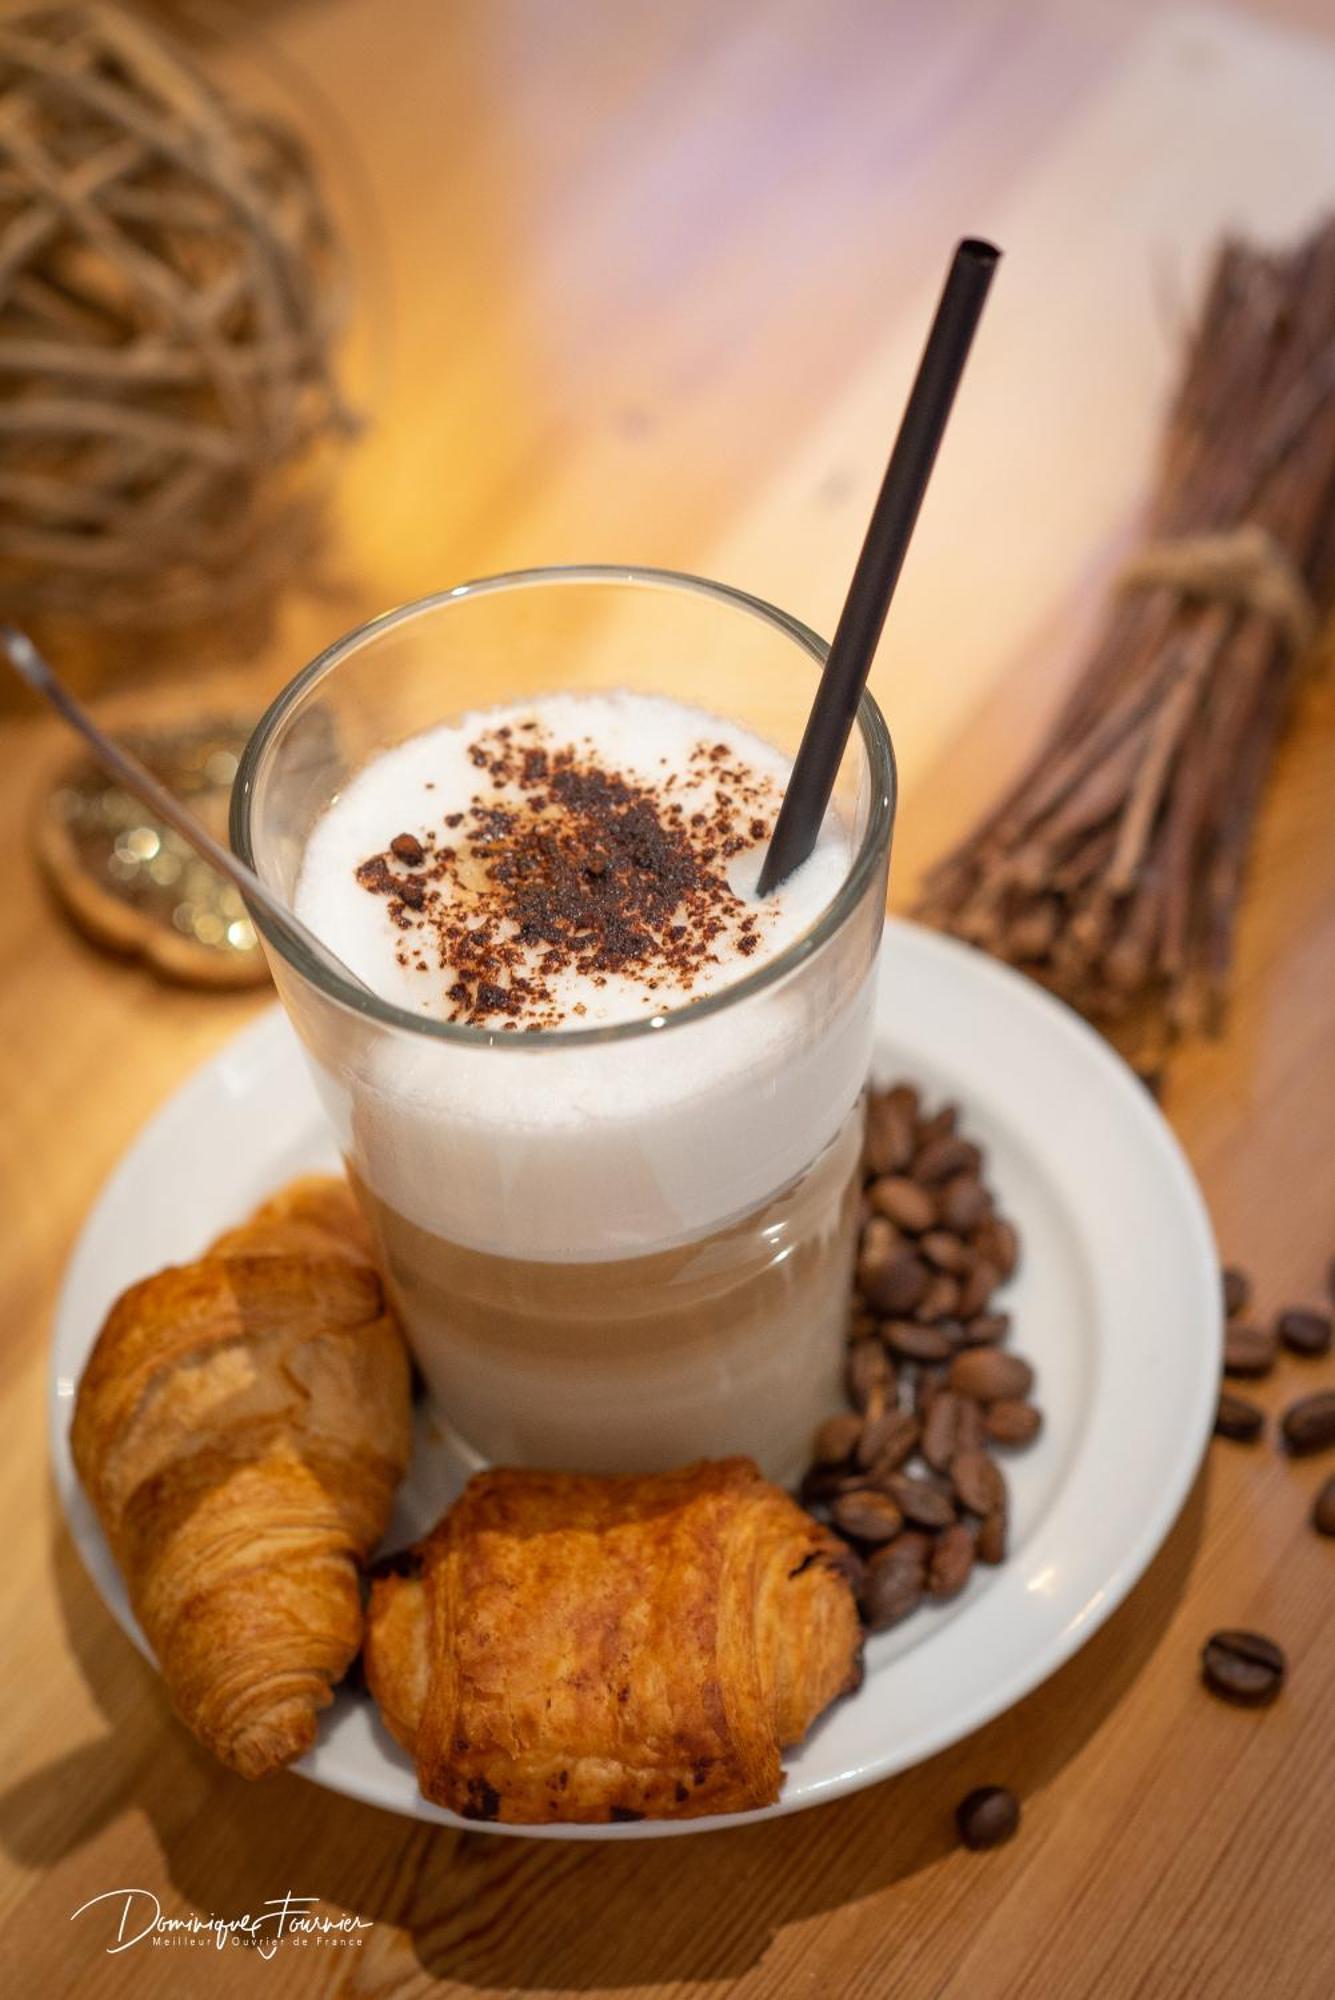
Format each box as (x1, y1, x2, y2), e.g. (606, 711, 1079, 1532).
(1116, 523, 1317, 656)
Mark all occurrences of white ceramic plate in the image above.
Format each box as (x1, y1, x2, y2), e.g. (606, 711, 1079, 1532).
(50, 919, 1220, 1839)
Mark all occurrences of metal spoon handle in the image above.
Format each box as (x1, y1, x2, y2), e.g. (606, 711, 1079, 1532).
(3, 626, 375, 1002)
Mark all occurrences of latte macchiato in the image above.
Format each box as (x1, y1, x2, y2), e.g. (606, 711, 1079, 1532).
(287, 681, 883, 1480)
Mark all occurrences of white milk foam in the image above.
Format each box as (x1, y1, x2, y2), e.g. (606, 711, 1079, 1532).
(294, 692, 874, 1261)
(296, 692, 849, 1026)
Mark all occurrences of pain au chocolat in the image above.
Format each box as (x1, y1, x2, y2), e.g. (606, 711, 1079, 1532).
(363, 1457, 863, 1823)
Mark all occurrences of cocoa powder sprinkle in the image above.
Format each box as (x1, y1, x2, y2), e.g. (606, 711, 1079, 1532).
(353, 721, 780, 1028)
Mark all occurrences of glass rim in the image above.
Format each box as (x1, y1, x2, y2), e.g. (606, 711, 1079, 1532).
(231, 563, 896, 1051)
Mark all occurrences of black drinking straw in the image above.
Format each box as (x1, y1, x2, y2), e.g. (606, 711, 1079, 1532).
(756, 237, 1000, 896)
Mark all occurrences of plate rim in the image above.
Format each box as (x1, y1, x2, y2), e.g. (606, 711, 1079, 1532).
(49, 918, 1221, 1839)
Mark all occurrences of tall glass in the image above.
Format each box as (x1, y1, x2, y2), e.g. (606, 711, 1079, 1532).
(233, 567, 895, 1482)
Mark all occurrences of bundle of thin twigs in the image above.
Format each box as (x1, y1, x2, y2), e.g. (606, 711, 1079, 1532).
(916, 215, 1335, 1059)
(0, 1, 354, 623)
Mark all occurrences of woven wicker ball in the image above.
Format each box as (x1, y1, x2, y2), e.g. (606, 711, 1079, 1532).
(0, 1, 354, 622)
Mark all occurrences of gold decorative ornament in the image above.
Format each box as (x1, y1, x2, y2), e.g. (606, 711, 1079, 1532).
(0, 1, 354, 623)
(35, 715, 270, 986)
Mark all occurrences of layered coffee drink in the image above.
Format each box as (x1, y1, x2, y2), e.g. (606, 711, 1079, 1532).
(293, 690, 878, 1480)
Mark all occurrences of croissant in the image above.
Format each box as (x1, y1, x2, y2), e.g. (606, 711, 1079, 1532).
(364, 1458, 863, 1823)
(71, 1175, 412, 1779)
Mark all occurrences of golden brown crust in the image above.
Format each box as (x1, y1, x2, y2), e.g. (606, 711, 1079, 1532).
(71, 1175, 412, 1779)
(363, 1459, 862, 1823)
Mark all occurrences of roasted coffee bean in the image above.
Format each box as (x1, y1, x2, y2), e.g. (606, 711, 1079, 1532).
(1280, 1390, 1335, 1456)
(929, 1522, 976, 1598)
(914, 1366, 949, 1417)
(859, 1534, 929, 1631)
(1223, 1324, 1276, 1379)
(885, 1319, 953, 1364)
(864, 1098, 915, 1177)
(1313, 1474, 1335, 1537)
(956, 1785, 1020, 1850)
(1213, 1392, 1264, 1443)
(960, 1312, 1011, 1346)
(954, 1395, 984, 1455)
(984, 1398, 1043, 1446)
(831, 1489, 904, 1543)
(915, 1135, 980, 1185)
(857, 1213, 900, 1277)
(861, 1249, 931, 1317)
(846, 1338, 893, 1414)
(952, 1449, 1006, 1518)
(949, 1349, 1035, 1403)
(1222, 1266, 1251, 1318)
(922, 1229, 971, 1274)
(915, 1102, 957, 1148)
(921, 1389, 963, 1472)
(856, 1407, 918, 1472)
(869, 1175, 937, 1233)
(957, 1257, 1001, 1321)
(1277, 1307, 1332, 1359)
(977, 1506, 1007, 1564)
(980, 1216, 1020, 1280)
(1201, 1629, 1286, 1706)
(390, 832, 426, 865)
(939, 1174, 990, 1236)
(915, 1272, 962, 1324)
(887, 1471, 957, 1530)
(813, 1413, 864, 1466)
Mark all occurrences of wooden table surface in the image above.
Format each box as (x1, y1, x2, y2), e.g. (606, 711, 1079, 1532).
(3, 2, 1335, 1994)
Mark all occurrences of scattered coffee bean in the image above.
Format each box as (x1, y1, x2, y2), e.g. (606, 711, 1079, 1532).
(1222, 1266, 1251, 1318)
(949, 1348, 1035, 1403)
(976, 1506, 1007, 1564)
(985, 1399, 1043, 1446)
(859, 1535, 929, 1631)
(1214, 1391, 1265, 1443)
(1223, 1324, 1277, 1379)
(928, 1522, 976, 1599)
(389, 831, 426, 865)
(856, 1407, 918, 1473)
(1280, 1390, 1335, 1456)
(1201, 1629, 1286, 1706)
(869, 1175, 937, 1233)
(952, 1449, 1006, 1518)
(915, 1272, 962, 1324)
(955, 1785, 1020, 1850)
(813, 1413, 864, 1466)
(1277, 1307, 1332, 1359)
(921, 1390, 963, 1472)
(884, 1320, 953, 1365)
(831, 1489, 904, 1543)
(1312, 1474, 1335, 1537)
(887, 1471, 957, 1530)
